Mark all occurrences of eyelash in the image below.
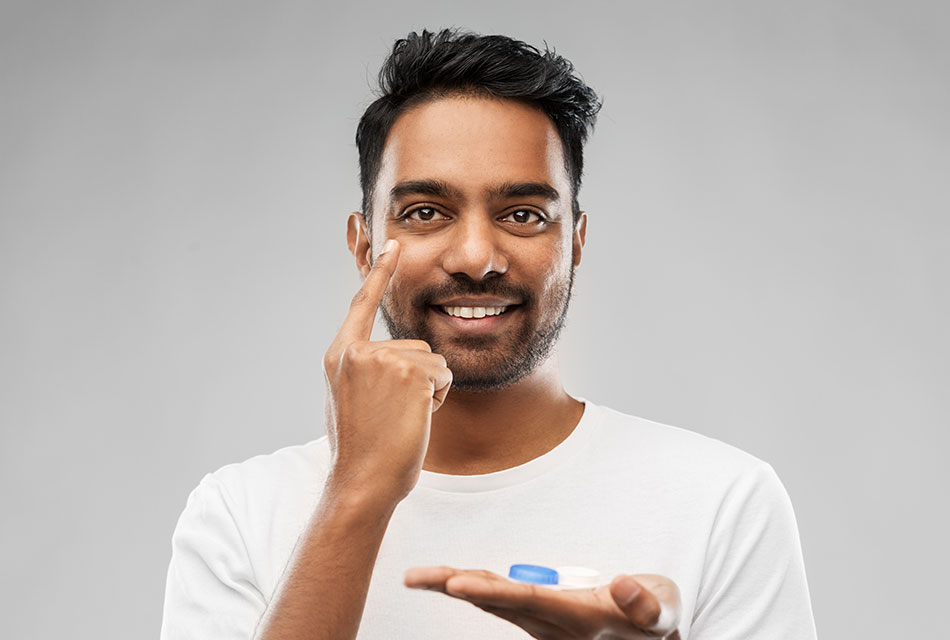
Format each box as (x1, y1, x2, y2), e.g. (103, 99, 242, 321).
(399, 206, 547, 225)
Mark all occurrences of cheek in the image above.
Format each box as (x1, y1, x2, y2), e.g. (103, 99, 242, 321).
(385, 247, 432, 309)
(384, 275, 414, 311)
(392, 247, 429, 287)
(525, 243, 573, 303)
(394, 239, 435, 268)
(524, 240, 570, 282)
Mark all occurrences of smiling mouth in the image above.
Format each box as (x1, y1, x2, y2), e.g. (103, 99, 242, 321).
(436, 305, 514, 319)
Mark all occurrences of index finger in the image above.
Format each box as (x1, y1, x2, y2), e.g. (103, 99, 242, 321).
(339, 238, 400, 342)
(405, 566, 504, 592)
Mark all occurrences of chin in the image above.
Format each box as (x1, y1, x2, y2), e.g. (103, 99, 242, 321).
(448, 374, 525, 393)
(440, 350, 539, 393)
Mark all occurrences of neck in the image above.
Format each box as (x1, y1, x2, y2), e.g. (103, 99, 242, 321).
(422, 352, 585, 475)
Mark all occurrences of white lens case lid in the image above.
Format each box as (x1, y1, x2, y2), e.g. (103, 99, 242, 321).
(554, 566, 602, 590)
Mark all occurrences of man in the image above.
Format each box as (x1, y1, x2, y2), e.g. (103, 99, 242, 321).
(161, 29, 817, 639)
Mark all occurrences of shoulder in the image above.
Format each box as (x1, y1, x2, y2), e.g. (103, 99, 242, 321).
(164, 440, 334, 617)
(585, 402, 799, 543)
(589, 402, 766, 468)
(174, 437, 334, 592)
(204, 436, 333, 509)
(177, 438, 333, 542)
(585, 401, 778, 490)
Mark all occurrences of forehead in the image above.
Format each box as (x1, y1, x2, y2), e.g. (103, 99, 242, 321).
(374, 96, 570, 210)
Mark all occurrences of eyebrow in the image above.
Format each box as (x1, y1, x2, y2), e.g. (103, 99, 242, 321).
(388, 179, 561, 207)
(487, 181, 561, 203)
(389, 179, 463, 205)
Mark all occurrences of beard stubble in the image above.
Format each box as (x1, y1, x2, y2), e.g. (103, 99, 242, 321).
(379, 267, 575, 392)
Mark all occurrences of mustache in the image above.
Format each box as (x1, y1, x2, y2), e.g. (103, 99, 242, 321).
(411, 276, 535, 309)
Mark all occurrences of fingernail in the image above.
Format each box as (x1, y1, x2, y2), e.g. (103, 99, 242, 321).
(380, 239, 397, 255)
(615, 577, 642, 606)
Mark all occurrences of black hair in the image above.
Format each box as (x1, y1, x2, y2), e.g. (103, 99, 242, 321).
(355, 28, 602, 226)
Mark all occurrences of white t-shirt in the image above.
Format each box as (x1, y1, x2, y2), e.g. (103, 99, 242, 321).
(160, 400, 817, 639)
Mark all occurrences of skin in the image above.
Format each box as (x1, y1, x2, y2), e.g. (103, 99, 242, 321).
(255, 96, 682, 639)
(405, 567, 682, 640)
(348, 96, 586, 475)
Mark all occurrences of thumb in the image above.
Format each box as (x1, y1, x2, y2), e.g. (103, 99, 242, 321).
(610, 575, 678, 637)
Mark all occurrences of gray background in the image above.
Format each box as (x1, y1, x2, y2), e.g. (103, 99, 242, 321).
(1, 1, 947, 638)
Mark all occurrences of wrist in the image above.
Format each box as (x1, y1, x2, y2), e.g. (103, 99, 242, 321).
(321, 472, 403, 524)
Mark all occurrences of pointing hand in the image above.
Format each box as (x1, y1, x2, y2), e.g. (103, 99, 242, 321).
(322, 239, 453, 504)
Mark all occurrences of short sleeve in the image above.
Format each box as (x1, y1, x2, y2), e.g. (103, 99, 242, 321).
(689, 463, 817, 639)
(160, 474, 267, 639)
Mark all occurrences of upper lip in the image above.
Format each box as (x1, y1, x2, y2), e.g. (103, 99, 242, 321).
(433, 297, 520, 307)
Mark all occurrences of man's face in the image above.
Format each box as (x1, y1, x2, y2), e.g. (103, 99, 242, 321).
(352, 96, 586, 391)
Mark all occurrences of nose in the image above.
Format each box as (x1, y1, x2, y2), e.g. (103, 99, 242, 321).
(440, 213, 509, 281)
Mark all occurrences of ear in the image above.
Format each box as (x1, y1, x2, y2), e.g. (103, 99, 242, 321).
(572, 212, 587, 268)
(347, 212, 373, 279)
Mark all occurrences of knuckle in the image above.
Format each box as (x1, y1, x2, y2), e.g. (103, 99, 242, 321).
(373, 348, 416, 379)
(340, 342, 368, 367)
(394, 360, 417, 380)
(371, 346, 394, 363)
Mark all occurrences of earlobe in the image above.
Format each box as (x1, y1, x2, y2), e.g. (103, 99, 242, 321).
(572, 212, 588, 268)
(347, 212, 372, 279)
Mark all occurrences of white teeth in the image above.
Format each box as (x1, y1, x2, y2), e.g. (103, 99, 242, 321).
(441, 305, 509, 318)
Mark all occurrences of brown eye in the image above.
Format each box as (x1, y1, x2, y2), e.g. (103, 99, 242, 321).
(407, 207, 446, 222)
(504, 210, 543, 224)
